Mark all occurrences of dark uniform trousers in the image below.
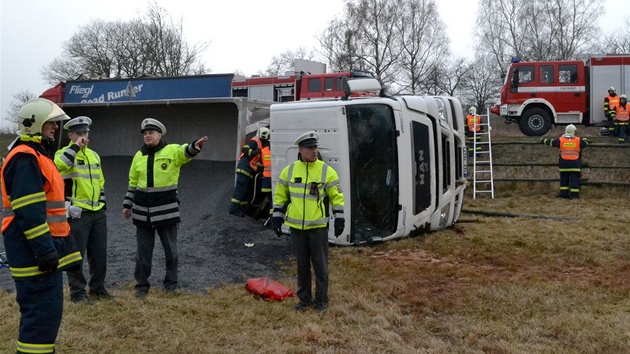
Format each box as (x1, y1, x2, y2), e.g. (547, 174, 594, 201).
(134, 223, 178, 291)
(66, 208, 108, 297)
(15, 271, 63, 353)
(291, 227, 329, 306)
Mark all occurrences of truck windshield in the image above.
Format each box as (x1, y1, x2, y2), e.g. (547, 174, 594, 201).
(346, 104, 399, 244)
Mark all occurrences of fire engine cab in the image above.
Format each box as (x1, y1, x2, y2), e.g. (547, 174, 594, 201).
(232, 69, 374, 102)
(494, 55, 630, 136)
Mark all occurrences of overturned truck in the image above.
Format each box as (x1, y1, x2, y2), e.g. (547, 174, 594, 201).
(270, 78, 467, 246)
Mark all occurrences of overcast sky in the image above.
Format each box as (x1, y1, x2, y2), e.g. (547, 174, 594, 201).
(0, 0, 626, 127)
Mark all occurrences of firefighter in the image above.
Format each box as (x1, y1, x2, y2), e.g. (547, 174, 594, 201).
(615, 94, 629, 143)
(228, 127, 270, 217)
(466, 107, 483, 157)
(54, 116, 114, 303)
(260, 132, 273, 222)
(540, 124, 589, 199)
(604, 86, 620, 136)
(272, 131, 345, 313)
(1, 98, 82, 354)
(122, 118, 208, 298)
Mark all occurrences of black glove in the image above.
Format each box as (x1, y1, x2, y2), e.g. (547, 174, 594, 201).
(251, 149, 261, 157)
(272, 216, 284, 237)
(38, 250, 59, 272)
(334, 218, 345, 237)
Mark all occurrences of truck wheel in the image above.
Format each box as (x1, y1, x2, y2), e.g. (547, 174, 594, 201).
(519, 108, 551, 136)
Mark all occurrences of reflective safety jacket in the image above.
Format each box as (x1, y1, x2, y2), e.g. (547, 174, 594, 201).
(1, 140, 82, 278)
(239, 137, 263, 172)
(123, 140, 200, 227)
(273, 159, 344, 230)
(605, 94, 620, 118)
(54, 142, 106, 211)
(466, 114, 481, 132)
(615, 103, 629, 122)
(541, 134, 589, 172)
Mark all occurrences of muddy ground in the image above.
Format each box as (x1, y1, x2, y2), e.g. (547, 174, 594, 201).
(0, 156, 292, 294)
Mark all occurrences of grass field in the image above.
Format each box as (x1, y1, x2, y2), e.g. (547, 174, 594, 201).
(1, 122, 630, 353)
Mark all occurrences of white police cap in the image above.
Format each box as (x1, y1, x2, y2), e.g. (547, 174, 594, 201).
(294, 131, 319, 147)
(63, 116, 92, 132)
(141, 118, 166, 135)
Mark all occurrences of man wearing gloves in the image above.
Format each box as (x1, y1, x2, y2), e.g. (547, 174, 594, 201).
(272, 131, 345, 313)
(55, 116, 113, 303)
(541, 124, 589, 199)
(1, 98, 82, 354)
(122, 118, 208, 298)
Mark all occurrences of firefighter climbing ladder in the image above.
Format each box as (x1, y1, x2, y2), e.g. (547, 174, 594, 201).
(472, 108, 495, 199)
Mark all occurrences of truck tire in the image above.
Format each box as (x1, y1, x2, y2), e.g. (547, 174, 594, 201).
(519, 108, 551, 136)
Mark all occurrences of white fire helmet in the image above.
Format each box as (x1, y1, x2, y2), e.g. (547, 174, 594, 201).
(17, 98, 70, 136)
(468, 107, 476, 115)
(565, 124, 577, 136)
(258, 127, 270, 140)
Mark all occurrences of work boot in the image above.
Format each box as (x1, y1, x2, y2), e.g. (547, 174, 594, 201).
(314, 303, 327, 313)
(90, 291, 116, 300)
(293, 301, 313, 312)
(135, 289, 148, 299)
(229, 208, 245, 218)
(70, 293, 94, 305)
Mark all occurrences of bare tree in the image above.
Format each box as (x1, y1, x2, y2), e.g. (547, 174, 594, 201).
(597, 16, 630, 54)
(41, 1, 208, 84)
(461, 54, 502, 111)
(397, 0, 449, 95)
(264, 47, 317, 76)
(2, 90, 37, 133)
(476, 0, 604, 74)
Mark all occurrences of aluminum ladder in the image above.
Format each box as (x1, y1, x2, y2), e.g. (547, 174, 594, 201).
(472, 108, 495, 199)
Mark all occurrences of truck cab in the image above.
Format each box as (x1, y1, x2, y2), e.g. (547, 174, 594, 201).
(270, 79, 467, 245)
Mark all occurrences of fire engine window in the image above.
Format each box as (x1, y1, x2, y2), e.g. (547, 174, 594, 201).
(559, 65, 578, 84)
(539, 65, 554, 84)
(308, 78, 321, 93)
(335, 77, 344, 91)
(517, 66, 534, 84)
(324, 78, 334, 91)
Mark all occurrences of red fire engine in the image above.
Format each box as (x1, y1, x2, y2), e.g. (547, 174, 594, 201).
(492, 55, 630, 136)
(232, 69, 375, 102)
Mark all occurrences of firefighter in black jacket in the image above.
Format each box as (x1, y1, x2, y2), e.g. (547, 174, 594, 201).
(540, 124, 589, 199)
(228, 127, 270, 217)
(1, 98, 82, 353)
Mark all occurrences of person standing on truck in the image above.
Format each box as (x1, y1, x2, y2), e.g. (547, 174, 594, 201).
(604, 86, 620, 136)
(228, 127, 270, 217)
(54, 116, 114, 304)
(540, 124, 589, 199)
(466, 107, 483, 157)
(614, 94, 629, 143)
(122, 118, 208, 298)
(271, 131, 345, 313)
(2, 98, 82, 354)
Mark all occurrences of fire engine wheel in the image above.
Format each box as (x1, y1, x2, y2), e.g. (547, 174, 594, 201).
(519, 108, 551, 136)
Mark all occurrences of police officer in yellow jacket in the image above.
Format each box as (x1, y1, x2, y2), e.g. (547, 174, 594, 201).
(272, 131, 345, 313)
(55, 116, 113, 303)
(1, 98, 82, 354)
(122, 118, 208, 299)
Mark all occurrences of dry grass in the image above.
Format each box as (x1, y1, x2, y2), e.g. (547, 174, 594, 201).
(2, 126, 630, 353)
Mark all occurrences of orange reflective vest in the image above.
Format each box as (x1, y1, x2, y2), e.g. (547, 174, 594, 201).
(605, 95, 620, 115)
(262, 146, 271, 178)
(239, 137, 263, 171)
(467, 114, 481, 132)
(2, 145, 70, 236)
(615, 103, 629, 122)
(559, 136, 581, 161)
